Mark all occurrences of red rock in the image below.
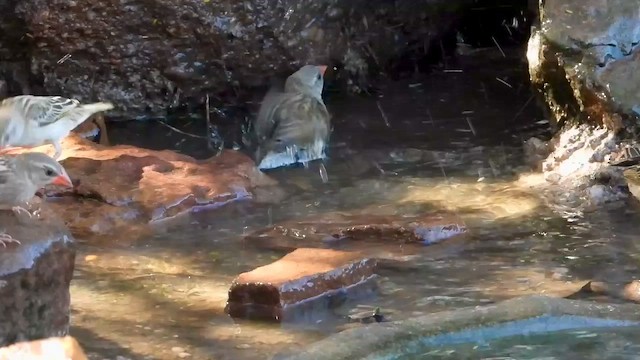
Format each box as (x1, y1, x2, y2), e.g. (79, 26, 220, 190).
(226, 248, 377, 322)
(0, 336, 87, 360)
(246, 212, 468, 252)
(20, 134, 279, 237)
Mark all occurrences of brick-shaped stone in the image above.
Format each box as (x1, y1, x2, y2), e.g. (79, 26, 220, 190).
(226, 248, 377, 322)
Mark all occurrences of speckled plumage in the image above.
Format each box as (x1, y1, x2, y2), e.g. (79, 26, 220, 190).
(0, 152, 73, 248)
(254, 65, 331, 170)
(0, 95, 114, 159)
(0, 152, 72, 208)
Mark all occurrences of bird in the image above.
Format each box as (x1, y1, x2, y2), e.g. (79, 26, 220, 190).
(0, 152, 73, 247)
(253, 65, 331, 170)
(0, 95, 114, 159)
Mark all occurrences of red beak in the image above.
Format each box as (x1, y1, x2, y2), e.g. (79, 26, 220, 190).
(52, 174, 73, 188)
(318, 65, 328, 76)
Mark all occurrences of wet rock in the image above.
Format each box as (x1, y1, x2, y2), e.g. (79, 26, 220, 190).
(346, 306, 386, 324)
(29, 134, 279, 237)
(525, 0, 640, 204)
(246, 212, 467, 253)
(0, 336, 87, 360)
(226, 248, 377, 322)
(1, 0, 471, 118)
(0, 212, 75, 346)
(528, 0, 633, 132)
(284, 295, 640, 360)
(579, 280, 640, 303)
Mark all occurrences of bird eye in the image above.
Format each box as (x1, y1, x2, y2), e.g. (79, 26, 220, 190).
(44, 168, 55, 177)
(316, 74, 322, 81)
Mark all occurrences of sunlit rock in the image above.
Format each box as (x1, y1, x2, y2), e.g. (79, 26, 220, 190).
(26, 134, 280, 238)
(0, 0, 471, 118)
(226, 248, 377, 322)
(526, 0, 640, 204)
(529, 0, 634, 131)
(245, 212, 467, 256)
(0, 212, 75, 346)
(0, 336, 87, 360)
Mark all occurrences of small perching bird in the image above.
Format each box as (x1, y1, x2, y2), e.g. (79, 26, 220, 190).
(0, 152, 73, 247)
(0, 95, 114, 159)
(253, 65, 331, 170)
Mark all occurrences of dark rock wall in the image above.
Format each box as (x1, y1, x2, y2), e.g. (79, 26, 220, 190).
(0, 0, 471, 119)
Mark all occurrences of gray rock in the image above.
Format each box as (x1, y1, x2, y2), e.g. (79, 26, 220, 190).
(282, 296, 640, 360)
(528, 0, 638, 132)
(0, 0, 470, 118)
(0, 212, 75, 346)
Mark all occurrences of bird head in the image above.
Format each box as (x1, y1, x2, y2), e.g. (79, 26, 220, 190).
(284, 65, 328, 99)
(19, 152, 73, 189)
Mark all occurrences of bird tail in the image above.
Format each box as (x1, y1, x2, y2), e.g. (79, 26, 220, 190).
(66, 102, 114, 126)
(78, 102, 114, 114)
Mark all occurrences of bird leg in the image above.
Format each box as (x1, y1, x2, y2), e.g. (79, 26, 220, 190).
(0, 232, 20, 248)
(11, 206, 32, 219)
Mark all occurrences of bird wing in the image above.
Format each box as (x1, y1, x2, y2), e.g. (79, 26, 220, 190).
(0, 155, 30, 207)
(254, 86, 287, 141)
(0, 106, 25, 148)
(267, 93, 331, 150)
(17, 96, 80, 127)
(0, 157, 15, 184)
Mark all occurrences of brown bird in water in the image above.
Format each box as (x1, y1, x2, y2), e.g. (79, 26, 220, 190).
(0, 152, 73, 247)
(253, 65, 331, 170)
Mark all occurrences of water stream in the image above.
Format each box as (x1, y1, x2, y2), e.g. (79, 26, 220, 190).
(68, 48, 640, 360)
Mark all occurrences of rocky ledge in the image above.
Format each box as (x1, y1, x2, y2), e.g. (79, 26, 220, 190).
(18, 134, 281, 240)
(525, 0, 640, 206)
(0, 212, 75, 346)
(0, 0, 471, 118)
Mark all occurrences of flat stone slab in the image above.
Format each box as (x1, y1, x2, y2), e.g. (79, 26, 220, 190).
(0, 212, 75, 347)
(226, 248, 377, 322)
(282, 295, 640, 360)
(16, 134, 280, 237)
(246, 212, 467, 252)
(0, 336, 87, 359)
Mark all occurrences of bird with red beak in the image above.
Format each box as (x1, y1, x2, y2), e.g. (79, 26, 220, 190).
(253, 64, 331, 170)
(0, 152, 73, 247)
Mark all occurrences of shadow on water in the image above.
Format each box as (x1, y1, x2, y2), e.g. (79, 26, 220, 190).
(69, 46, 640, 359)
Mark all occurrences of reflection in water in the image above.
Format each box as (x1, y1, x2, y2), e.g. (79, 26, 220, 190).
(69, 49, 640, 359)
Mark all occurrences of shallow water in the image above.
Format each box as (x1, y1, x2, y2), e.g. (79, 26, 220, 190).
(68, 48, 640, 360)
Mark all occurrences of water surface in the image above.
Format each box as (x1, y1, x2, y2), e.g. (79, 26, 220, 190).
(70, 48, 640, 360)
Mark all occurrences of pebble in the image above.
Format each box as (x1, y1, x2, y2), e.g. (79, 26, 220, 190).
(236, 344, 251, 349)
(178, 353, 191, 358)
(171, 347, 186, 353)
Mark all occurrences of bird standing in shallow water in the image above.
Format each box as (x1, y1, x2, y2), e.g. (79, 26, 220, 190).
(0, 152, 73, 247)
(253, 65, 331, 170)
(0, 95, 114, 159)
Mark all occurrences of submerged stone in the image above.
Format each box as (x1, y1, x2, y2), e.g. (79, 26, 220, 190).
(246, 212, 467, 255)
(226, 248, 377, 322)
